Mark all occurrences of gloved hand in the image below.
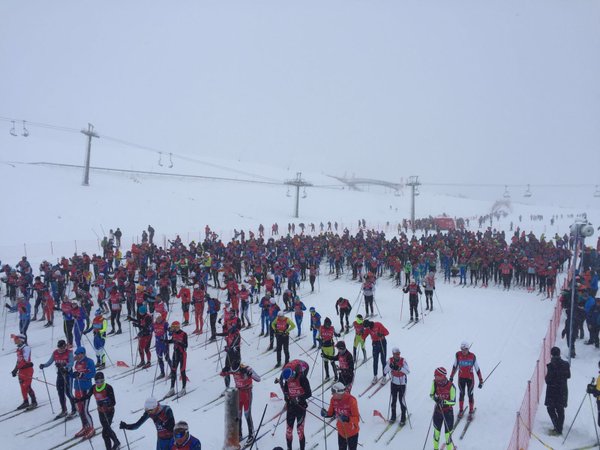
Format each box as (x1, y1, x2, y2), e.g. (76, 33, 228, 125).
(39, 364, 45, 370)
(339, 414, 350, 422)
(377, 332, 384, 337)
(76, 371, 85, 379)
(587, 384, 597, 395)
(478, 382, 483, 389)
(119, 421, 127, 429)
(320, 408, 328, 417)
(334, 333, 341, 338)
(11, 368, 18, 377)
(449, 377, 453, 383)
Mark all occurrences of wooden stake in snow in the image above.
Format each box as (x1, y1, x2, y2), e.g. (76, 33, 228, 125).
(223, 387, 241, 450)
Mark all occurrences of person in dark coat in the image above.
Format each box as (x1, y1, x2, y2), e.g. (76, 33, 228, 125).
(545, 346, 571, 435)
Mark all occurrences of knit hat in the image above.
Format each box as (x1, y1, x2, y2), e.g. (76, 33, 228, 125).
(434, 367, 447, 378)
(335, 341, 346, 350)
(550, 347, 561, 357)
(144, 397, 158, 411)
(331, 382, 346, 394)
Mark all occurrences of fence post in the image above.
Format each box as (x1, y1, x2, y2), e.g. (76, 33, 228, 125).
(23, 243, 27, 257)
(527, 380, 532, 431)
(536, 360, 540, 402)
(516, 411, 520, 448)
(50, 241, 54, 255)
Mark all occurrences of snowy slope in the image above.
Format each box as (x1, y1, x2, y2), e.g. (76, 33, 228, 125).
(0, 155, 598, 450)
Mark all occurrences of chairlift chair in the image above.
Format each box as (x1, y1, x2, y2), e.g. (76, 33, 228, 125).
(503, 185, 510, 199)
(9, 121, 17, 136)
(158, 152, 163, 167)
(594, 185, 600, 198)
(523, 184, 532, 198)
(21, 120, 29, 137)
(302, 187, 307, 199)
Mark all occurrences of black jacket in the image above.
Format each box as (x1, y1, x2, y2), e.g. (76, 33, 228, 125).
(545, 356, 571, 408)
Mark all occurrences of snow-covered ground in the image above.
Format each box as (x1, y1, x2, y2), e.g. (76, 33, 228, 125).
(0, 156, 598, 450)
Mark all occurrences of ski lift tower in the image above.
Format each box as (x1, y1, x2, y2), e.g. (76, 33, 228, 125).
(284, 172, 313, 218)
(406, 175, 421, 232)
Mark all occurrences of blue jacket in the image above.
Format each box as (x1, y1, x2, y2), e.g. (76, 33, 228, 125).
(168, 435, 201, 449)
(72, 356, 96, 391)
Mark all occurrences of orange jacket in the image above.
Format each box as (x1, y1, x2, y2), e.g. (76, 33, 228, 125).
(327, 393, 360, 438)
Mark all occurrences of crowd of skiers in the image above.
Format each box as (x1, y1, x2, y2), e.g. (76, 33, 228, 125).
(0, 220, 585, 450)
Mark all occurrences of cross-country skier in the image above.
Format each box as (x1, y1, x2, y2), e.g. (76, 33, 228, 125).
(335, 297, 352, 333)
(71, 346, 96, 439)
(11, 333, 37, 410)
(449, 341, 483, 421)
(309, 307, 322, 349)
(272, 311, 295, 367)
(39, 339, 76, 418)
(220, 360, 261, 445)
(279, 360, 312, 450)
(402, 279, 422, 322)
(351, 315, 368, 368)
(320, 382, 360, 450)
(322, 341, 355, 392)
(153, 313, 171, 379)
(75, 371, 120, 450)
(168, 421, 201, 449)
(130, 304, 153, 369)
(84, 308, 108, 369)
(383, 347, 409, 423)
(165, 321, 188, 397)
(120, 397, 175, 450)
(423, 270, 435, 311)
(292, 296, 307, 337)
(430, 367, 456, 450)
(318, 317, 339, 381)
(362, 319, 389, 383)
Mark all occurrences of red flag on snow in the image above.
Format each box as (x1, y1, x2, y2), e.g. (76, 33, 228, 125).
(373, 410, 386, 422)
(270, 392, 281, 400)
(116, 361, 130, 368)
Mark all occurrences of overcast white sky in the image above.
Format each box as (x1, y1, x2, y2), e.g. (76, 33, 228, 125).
(1, 0, 599, 195)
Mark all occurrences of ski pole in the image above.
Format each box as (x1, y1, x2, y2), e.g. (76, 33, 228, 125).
(421, 410, 435, 450)
(322, 353, 328, 450)
(562, 391, 588, 444)
(589, 391, 600, 447)
(41, 368, 55, 414)
(1, 307, 8, 351)
(403, 391, 413, 429)
(122, 429, 131, 450)
(400, 292, 404, 321)
(249, 404, 268, 450)
(271, 404, 286, 437)
(434, 290, 444, 313)
(482, 360, 502, 384)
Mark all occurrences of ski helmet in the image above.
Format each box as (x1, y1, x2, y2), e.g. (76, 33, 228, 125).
(74, 346, 86, 355)
(392, 347, 400, 354)
(94, 372, 105, 383)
